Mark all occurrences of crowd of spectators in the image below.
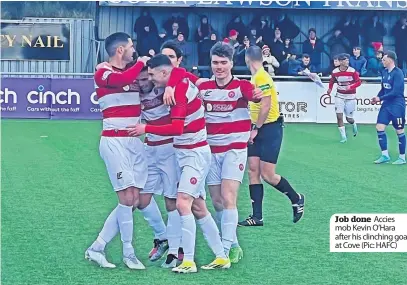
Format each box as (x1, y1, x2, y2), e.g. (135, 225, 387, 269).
(132, 9, 407, 78)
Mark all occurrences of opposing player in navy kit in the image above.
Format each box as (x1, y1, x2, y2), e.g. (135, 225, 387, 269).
(371, 51, 406, 165)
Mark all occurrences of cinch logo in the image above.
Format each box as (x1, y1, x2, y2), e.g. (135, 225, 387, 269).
(0, 88, 17, 104)
(27, 85, 80, 104)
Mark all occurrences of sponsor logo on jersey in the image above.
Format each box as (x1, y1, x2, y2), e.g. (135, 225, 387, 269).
(123, 85, 130, 91)
(102, 71, 112, 80)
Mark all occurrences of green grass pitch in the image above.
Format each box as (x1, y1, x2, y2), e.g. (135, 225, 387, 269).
(1, 120, 406, 285)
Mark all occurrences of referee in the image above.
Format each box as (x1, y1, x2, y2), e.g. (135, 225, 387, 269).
(238, 46, 305, 226)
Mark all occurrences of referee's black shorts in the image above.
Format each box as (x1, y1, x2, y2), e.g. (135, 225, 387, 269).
(248, 116, 283, 164)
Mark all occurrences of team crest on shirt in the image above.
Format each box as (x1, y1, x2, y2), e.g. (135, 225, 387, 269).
(239, 164, 244, 171)
(123, 85, 130, 91)
(190, 177, 197, 185)
(228, 91, 235, 98)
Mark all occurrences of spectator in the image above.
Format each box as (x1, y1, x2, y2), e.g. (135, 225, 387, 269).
(279, 54, 299, 75)
(136, 24, 160, 56)
(258, 19, 272, 46)
(289, 54, 317, 75)
(164, 13, 189, 40)
(366, 50, 384, 77)
(350, 47, 367, 76)
(158, 29, 168, 46)
(302, 28, 324, 72)
(262, 45, 279, 76)
(175, 32, 193, 68)
(134, 8, 158, 37)
(196, 15, 213, 42)
(228, 29, 240, 49)
(335, 15, 361, 48)
(274, 13, 300, 40)
(270, 28, 285, 62)
(362, 14, 386, 53)
(198, 33, 217, 77)
(235, 36, 252, 67)
(248, 27, 263, 47)
(226, 15, 247, 42)
(282, 38, 297, 59)
(327, 29, 351, 59)
(392, 13, 407, 71)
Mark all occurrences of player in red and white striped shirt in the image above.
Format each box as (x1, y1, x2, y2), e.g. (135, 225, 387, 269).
(85, 32, 149, 270)
(128, 54, 230, 273)
(198, 42, 260, 264)
(327, 53, 362, 143)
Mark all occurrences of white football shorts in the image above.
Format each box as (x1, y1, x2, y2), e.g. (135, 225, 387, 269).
(335, 97, 356, 118)
(206, 148, 247, 186)
(142, 143, 178, 199)
(99, 136, 148, 191)
(176, 144, 211, 199)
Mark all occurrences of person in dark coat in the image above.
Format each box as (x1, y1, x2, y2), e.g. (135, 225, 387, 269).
(274, 13, 300, 40)
(270, 27, 285, 62)
(198, 33, 217, 77)
(362, 13, 386, 48)
(136, 24, 160, 56)
(289, 54, 317, 75)
(302, 28, 324, 72)
(327, 29, 351, 59)
(164, 13, 189, 40)
(226, 15, 247, 43)
(196, 15, 213, 42)
(134, 8, 158, 37)
(335, 15, 361, 49)
(349, 46, 367, 76)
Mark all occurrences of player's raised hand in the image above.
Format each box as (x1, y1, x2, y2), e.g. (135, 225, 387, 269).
(163, 86, 176, 105)
(138, 56, 150, 65)
(127, 124, 146, 136)
(95, 62, 112, 70)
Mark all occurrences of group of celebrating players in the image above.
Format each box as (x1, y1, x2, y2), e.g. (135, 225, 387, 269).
(85, 32, 306, 273)
(85, 29, 405, 274)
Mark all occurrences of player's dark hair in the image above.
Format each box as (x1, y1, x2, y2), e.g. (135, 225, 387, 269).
(385, 50, 398, 62)
(246, 45, 263, 62)
(210, 41, 235, 61)
(105, 32, 131, 57)
(302, 53, 310, 59)
(160, 40, 183, 58)
(147, 54, 173, 69)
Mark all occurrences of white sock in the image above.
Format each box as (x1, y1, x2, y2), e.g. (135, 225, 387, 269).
(167, 210, 182, 255)
(140, 197, 166, 241)
(338, 126, 346, 139)
(382, 150, 389, 157)
(400, 154, 406, 160)
(91, 206, 119, 251)
(117, 204, 134, 257)
(197, 214, 226, 258)
(215, 210, 223, 231)
(221, 209, 238, 255)
(180, 214, 196, 262)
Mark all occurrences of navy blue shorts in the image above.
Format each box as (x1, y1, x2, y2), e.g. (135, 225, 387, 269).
(377, 106, 406, 130)
(248, 118, 283, 164)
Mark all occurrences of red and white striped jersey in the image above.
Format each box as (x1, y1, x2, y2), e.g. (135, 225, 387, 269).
(171, 78, 207, 149)
(94, 63, 144, 137)
(199, 78, 254, 153)
(329, 67, 361, 99)
(140, 87, 173, 146)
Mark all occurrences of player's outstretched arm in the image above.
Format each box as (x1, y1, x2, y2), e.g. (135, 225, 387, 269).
(94, 58, 148, 88)
(239, 80, 262, 102)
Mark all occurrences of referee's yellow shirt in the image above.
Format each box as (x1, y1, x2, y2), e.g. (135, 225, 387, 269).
(249, 67, 280, 124)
